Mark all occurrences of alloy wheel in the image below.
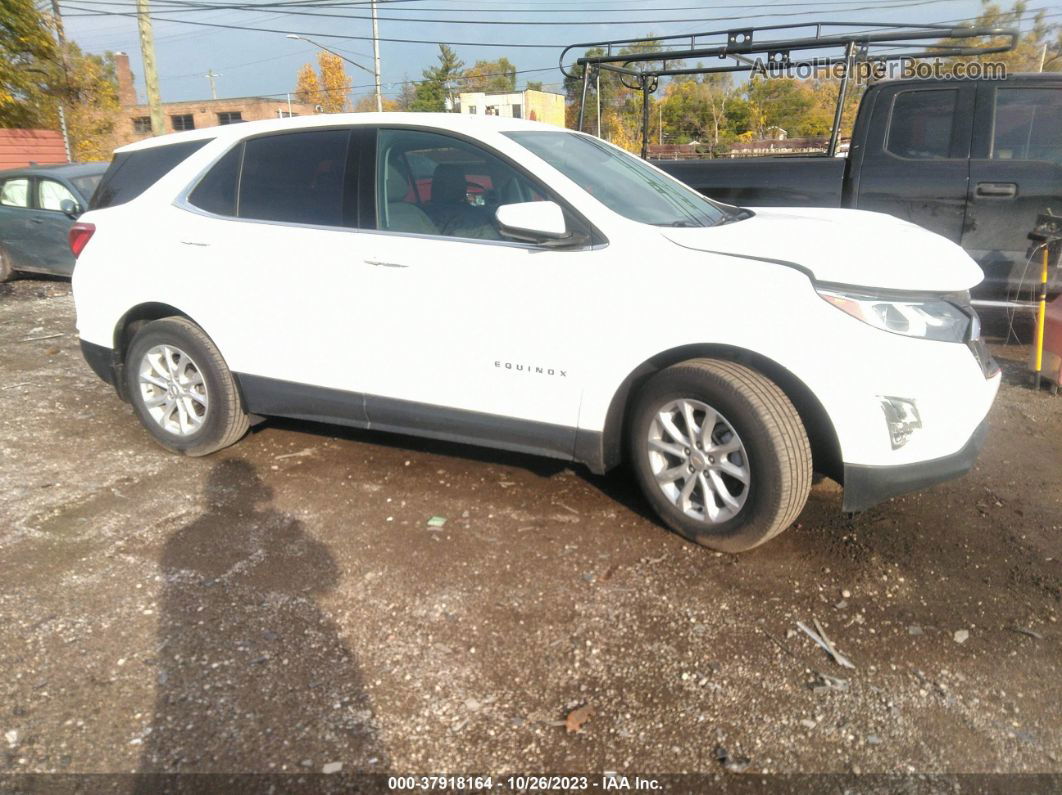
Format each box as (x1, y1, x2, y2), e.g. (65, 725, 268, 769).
(647, 398, 750, 523)
(137, 344, 209, 436)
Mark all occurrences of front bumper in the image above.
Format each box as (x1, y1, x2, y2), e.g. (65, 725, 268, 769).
(841, 416, 989, 513)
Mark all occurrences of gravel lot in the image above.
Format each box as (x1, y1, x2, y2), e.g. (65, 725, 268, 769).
(1, 278, 1060, 785)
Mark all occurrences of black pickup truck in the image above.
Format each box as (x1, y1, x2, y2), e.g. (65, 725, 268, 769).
(656, 74, 1062, 299)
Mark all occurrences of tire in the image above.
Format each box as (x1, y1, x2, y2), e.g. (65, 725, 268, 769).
(0, 245, 14, 283)
(124, 317, 249, 456)
(628, 358, 812, 553)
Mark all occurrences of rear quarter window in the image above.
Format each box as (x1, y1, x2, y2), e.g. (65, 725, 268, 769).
(91, 139, 210, 210)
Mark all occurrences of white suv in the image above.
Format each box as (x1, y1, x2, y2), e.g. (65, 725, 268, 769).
(71, 113, 1000, 552)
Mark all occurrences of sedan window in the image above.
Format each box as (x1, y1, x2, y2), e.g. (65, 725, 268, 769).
(37, 179, 77, 211)
(0, 178, 30, 208)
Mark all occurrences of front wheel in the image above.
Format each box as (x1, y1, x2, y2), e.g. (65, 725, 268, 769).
(125, 317, 249, 456)
(629, 359, 812, 553)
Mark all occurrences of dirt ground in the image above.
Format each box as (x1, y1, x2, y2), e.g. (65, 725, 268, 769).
(1, 278, 1060, 787)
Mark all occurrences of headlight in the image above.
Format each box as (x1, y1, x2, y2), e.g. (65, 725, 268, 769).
(817, 288, 972, 342)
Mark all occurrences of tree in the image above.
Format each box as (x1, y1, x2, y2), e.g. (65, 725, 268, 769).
(293, 52, 351, 112)
(294, 62, 322, 108)
(939, 1, 1061, 72)
(526, 80, 543, 92)
(353, 94, 399, 112)
(462, 57, 516, 94)
(395, 76, 417, 110)
(317, 51, 352, 113)
(53, 44, 121, 161)
(411, 44, 464, 112)
(0, 0, 57, 127)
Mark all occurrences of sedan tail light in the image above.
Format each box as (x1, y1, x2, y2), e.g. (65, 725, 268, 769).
(69, 222, 96, 257)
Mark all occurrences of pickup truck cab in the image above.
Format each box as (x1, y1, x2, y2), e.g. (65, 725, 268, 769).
(657, 74, 1062, 299)
(72, 114, 999, 552)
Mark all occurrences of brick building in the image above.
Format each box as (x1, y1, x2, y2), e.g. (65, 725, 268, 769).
(114, 53, 319, 146)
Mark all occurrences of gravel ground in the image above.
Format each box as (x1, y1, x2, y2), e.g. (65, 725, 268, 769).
(1, 278, 1060, 786)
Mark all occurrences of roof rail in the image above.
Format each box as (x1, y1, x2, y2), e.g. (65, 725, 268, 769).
(561, 21, 1018, 158)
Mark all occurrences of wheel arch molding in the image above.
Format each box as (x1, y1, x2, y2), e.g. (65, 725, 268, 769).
(588, 343, 844, 484)
(111, 303, 224, 403)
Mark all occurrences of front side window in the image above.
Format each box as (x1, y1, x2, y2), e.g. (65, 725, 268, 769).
(992, 88, 1062, 163)
(234, 129, 351, 226)
(376, 128, 547, 239)
(37, 179, 76, 211)
(886, 89, 957, 160)
(0, 178, 30, 208)
(507, 131, 728, 227)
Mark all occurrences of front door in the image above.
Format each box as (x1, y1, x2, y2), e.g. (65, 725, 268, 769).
(352, 127, 604, 458)
(963, 81, 1062, 297)
(30, 177, 79, 275)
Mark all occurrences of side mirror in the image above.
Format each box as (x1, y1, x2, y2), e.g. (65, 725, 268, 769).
(59, 198, 82, 220)
(495, 201, 570, 244)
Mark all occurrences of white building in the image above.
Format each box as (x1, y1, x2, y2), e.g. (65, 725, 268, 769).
(457, 89, 566, 127)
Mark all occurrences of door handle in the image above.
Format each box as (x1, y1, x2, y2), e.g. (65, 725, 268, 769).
(975, 182, 1017, 198)
(364, 259, 408, 269)
(30, 218, 44, 224)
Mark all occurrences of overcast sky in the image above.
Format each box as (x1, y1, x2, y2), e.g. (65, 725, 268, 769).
(58, 0, 1055, 105)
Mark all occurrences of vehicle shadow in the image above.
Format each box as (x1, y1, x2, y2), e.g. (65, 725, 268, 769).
(135, 458, 388, 784)
(260, 416, 662, 526)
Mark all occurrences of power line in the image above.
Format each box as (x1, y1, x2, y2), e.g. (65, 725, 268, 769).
(62, 0, 973, 27)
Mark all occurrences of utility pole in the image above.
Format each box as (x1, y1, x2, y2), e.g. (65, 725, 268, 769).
(49, 0, 72, 162)
(370, 0, 382, 111)
(136, 0, 165, 136)
(1039, 43, 1048, 72)
(205, 69, 220, 100)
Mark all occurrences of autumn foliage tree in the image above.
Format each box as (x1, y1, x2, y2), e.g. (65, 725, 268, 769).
(295, 51, 351, 113)
(0, 0, 57, 126)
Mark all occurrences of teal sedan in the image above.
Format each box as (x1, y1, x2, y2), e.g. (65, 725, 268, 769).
(0, 163, 107, 281)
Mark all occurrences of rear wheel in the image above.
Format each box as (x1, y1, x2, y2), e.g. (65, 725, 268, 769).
(629, 358, 812, 553)
(125, 317, 249, 456)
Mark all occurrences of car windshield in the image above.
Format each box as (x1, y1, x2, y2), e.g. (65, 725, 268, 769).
(506, 131, 729, 228)
(71, 174, 103, 202)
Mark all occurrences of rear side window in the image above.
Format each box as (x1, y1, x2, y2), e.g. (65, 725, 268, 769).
(91, 139, 209, 210)
(992, 88, 1062, 163)
(886, 90, 957, 160)
(188, 144, 242, 216)
(235, 130, 351, 226)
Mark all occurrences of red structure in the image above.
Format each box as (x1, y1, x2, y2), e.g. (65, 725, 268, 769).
(1042, 293, 1062, 388)
(0, 129, 67, 170)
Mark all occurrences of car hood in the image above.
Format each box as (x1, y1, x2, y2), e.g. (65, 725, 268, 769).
(662, 206, 984, 293)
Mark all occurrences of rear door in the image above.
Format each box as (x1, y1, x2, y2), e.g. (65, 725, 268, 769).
(963, 80, 1062, 297)
(0, 176, 33, 270)
(851, 82, 976, 243)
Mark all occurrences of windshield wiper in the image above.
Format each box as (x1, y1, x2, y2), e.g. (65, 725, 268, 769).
(714, 208, 754, 226)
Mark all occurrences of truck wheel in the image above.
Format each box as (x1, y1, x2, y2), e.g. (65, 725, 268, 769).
(629, 358, 812, 553)
(125, 317, 249, 456)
